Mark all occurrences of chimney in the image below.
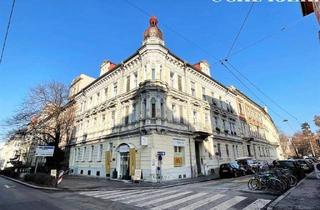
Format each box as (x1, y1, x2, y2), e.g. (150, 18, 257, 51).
(193, 60, 211, 77)
(100, 60, 116, 76)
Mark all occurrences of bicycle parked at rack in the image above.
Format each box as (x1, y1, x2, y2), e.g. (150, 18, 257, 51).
(248, 168, 297, 194)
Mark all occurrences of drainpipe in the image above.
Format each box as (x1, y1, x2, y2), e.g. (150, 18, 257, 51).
(189, 137, 193, 178)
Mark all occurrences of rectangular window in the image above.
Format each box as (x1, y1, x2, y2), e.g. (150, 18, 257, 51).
(191, 81, 195, 97)
(232, 145, 236, 158)
(125, 106, 129, 125)
(215, 117, 219, 128)
(96, 92, 100, 104)
(170, 72, 174, 87)
(132, 103, 136, 122)
(193, 110, 197, 126)
(111, 110, 115, 127)
(77, 148, 81, 161)
(89, 145, 94, 161)
(134, 72, 138, 87)
(174, 146, 185, 167)
(226, 144, 229, 157)
(202, 87, 206, 101)
(223, 119, 226, 131)
(104, 87, 108, 98)
(126, 75, 130, 92)
(172, 104, 176, 122)
(74, 148, 77, 163)
(217, 143, 221, 158)
(178, 75, 182, 91)
(151, 101, 156, 118)
(152, 68, 156, 80)
(236, 145, 239, 157)
(247, 145, 252, 157)
(97, 144, 103, 161)
(82, 147, 86, 161)
(179, 105, 184, 124)
(113, 83, 117, 96)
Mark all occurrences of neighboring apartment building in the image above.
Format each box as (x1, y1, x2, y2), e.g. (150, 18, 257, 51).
(0, 131, 33, 170)
(67, 16, 284, 182)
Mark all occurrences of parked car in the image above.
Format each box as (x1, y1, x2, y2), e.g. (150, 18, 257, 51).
(276, 160, 306, 180)
(219, 162, 246, 178)
(257, 160, 270, 171)
(236, 157, 258, 174)
(296, 159, 314, 173)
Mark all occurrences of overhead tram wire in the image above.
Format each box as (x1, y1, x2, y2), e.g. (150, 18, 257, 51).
(229, 17, 305, 58)
(226, 2, 255, 59)
(220, 60, 284, 120)
(122, 0, 222, 63)
(224, 60, 299, 122)
(122, 0, 291, 122)
(0, 0, 16, 65)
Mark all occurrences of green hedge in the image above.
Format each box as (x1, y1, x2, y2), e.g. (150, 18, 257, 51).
(24, 173, 55, 187)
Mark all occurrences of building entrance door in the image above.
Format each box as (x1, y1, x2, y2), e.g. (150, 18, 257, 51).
(120, 152, 130, 180)
(195, 142, 202, 175)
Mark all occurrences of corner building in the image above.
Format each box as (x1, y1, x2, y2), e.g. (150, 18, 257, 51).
(68, 17, 284, 182)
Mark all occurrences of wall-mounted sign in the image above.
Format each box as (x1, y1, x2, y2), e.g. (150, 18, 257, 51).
(141, 136, 148, 146)
(35, 146, 54, 157)
(119, 145, 129, 153)
(173, 139, 185, 147)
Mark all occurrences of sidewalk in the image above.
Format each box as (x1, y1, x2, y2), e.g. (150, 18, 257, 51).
(58, 174, 219, 191)
(268, 172, 320, 210)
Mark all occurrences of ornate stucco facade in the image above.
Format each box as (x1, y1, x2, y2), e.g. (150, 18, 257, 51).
(68, 17, 284, 182)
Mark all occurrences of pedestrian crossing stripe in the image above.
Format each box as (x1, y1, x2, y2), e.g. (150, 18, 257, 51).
(209, 196, 247, 210)
(79, 189, 271, 210)
(150, 192, 207, 210)
(111, 189, 167, 201)
(123, 189, 181, 204)
(178, 193, 225, 210)
(96, 190, 145, 199)
(242, 199, 271, 210)
(136, 191, 192, 207)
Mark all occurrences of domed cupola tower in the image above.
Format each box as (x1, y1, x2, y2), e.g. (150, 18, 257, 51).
(142, 16, 165, 46)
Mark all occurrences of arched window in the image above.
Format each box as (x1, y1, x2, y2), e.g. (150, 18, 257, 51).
(143, 99, 147, 118)
(151, 98, 156, 118)
(160, 99, 164, 118)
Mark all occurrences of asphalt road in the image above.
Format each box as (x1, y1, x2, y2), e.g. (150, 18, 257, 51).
(0, 175, 278, 210)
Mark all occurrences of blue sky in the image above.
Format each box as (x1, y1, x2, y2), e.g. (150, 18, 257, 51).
(0, 0, 319, 141)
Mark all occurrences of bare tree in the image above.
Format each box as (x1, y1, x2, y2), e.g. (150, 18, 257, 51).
(279, 132, 297, 158)
(7, 81, 75, 170)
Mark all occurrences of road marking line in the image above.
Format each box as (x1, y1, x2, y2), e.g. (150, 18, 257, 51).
(209, 196, 247, 210)
(112, 189, 166, 201)
(123, 190, 180, 204)
(80, 191, 119, 196)
(93, 190, 138, 198)
(98, 190, 148, 199)
(136, 191, 191, 207)
(179, 194, 226, 210)
(151, 192, 207, 210)
(242, 199, 271, 210)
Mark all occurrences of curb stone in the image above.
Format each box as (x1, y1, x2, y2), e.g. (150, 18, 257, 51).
(60, 177, 220, 192)
(266, 172, 313, 210)
(0, 175, 61, 191)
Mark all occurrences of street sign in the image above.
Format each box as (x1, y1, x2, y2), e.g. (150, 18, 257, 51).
(50, 169, 57, 178)
(35, 146, 54, 157)
(157, 151, 165, 156)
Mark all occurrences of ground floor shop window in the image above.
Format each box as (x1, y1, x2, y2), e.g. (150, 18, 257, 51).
(174, 146, 185, 167)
